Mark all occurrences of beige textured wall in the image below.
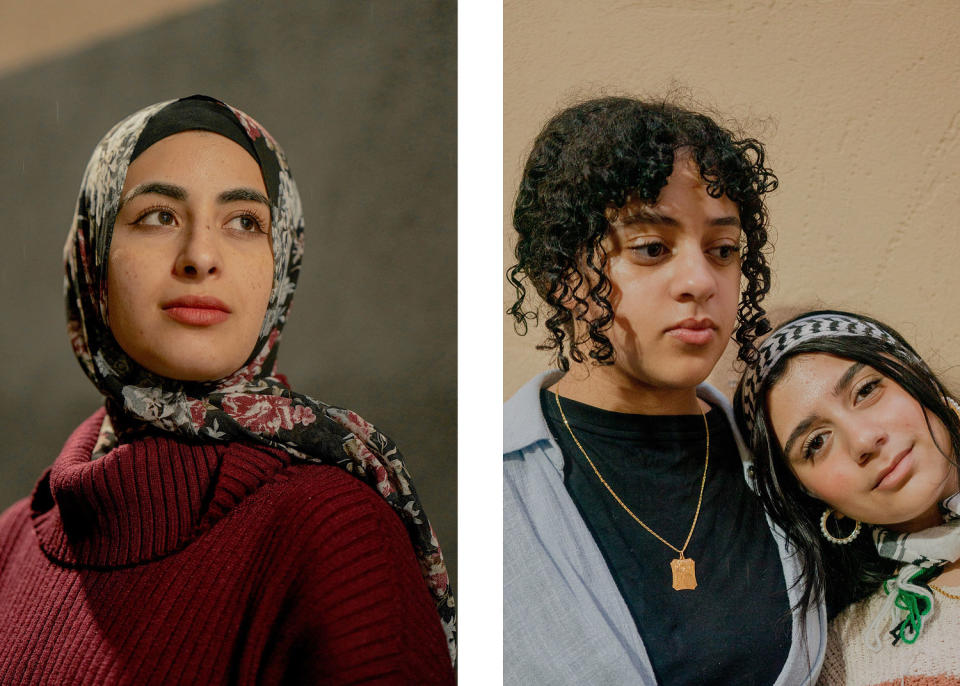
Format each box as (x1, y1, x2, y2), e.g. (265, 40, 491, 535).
(504, 0, 960, 400)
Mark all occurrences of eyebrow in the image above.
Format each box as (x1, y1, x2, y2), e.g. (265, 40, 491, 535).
(781, 361, 866, 458)
(118, 183, 269, 212)
(833, 362, 865, 397)
(218, 188, 270, 206)
(118, 182, 186, 211)
(619, 206, 741, 228)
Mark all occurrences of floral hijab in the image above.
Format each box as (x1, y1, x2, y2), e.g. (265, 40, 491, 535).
(63, 95, 456, 662)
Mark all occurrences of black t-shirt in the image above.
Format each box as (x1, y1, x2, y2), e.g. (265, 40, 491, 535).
(541, 388, 791, 686)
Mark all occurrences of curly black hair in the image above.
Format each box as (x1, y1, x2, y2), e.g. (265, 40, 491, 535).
(506, 96, 778, 371)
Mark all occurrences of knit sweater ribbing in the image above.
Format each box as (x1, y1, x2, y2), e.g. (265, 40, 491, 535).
(0, 409, 454, 685)
(818, 584, 960, 686)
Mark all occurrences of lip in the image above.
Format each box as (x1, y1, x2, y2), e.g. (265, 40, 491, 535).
(162, 295, 231, 326)
(666, 318, 717, 346)
(874, 446, 914, 490)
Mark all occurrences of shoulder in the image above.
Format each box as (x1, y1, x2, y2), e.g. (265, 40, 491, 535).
(224, 451, 455, 684)
(280, 461, 405, 527)
(698, 382, 758, 486)
(0, 497, 32, 548)
(818, 590, 892, 685)
(206, 440, 417, 562)
(504, 370, 563, 456)
(218, 444, 431, 596)
(0, 497, 35, 578)
(826, 588, 960, 683)
(237, 443, 411, 538)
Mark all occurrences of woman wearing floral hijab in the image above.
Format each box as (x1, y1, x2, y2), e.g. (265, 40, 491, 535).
(0, 95, 455, 685)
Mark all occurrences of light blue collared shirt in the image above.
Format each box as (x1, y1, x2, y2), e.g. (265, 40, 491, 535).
(503, 371, 826, 685)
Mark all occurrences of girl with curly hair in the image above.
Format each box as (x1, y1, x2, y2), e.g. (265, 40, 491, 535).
(504, 96, 825, 684)
(0, 95, 454, 685)
(736, 310, 960, 685)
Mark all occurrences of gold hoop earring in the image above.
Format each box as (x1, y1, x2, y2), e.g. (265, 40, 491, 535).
(820, 508, 861, 545)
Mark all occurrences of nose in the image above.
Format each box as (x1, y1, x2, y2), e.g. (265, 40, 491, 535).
(668, 246, 716, 303)
(174, 222, 221, 279)
(847, 419, 888, 464)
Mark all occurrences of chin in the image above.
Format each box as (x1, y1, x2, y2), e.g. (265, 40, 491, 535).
(656, 358, 720, 390)
(628, 366, 716, 392)
(660, 373, 715, 391)
(137, 353, 241, 383)
(170, 370, 230, 383)
(158, 366, 232, 383)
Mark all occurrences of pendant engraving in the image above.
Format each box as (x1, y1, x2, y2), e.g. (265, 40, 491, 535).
(670, 557, 697, 590)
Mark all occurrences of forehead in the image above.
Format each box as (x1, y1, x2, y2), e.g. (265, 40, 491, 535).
(121, 131, 266, 194)
(766, 353, 855, 427)
(610, 156, 739, 225)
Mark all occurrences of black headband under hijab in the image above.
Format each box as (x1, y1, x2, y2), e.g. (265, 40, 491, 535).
(130, 95, 281, 202)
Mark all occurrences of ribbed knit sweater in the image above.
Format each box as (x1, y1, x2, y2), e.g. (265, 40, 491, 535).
(818, 583, 960, 685)
(0, 409, 454, 685)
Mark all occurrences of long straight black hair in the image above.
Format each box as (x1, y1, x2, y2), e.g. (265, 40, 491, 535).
(733, 310, 960, 618)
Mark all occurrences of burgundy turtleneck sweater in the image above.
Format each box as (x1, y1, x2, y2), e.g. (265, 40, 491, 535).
(0, 409, 454, 685)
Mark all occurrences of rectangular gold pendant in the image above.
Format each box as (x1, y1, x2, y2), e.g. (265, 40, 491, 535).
(670, 557, 697, 590)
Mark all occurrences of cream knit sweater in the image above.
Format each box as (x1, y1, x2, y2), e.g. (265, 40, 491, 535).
(818, 585, 960, 685)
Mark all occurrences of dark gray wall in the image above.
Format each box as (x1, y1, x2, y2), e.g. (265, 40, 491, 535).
(0, 0, 456, 585)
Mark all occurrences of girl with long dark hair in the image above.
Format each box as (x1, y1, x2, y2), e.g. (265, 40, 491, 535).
(735, 310, 960, 684)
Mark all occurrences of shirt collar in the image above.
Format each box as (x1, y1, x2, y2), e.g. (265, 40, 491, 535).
(503, 371, 755, 483)
(503, 370, 564, 455)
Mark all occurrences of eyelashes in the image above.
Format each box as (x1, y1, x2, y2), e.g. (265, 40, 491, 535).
(627, 240, 740, 265)
(797, 377, 884, 461)
(133, 206, 177, 227)
(130, 205, 269, 235)
(225, 212, 268, 234)
(630, 241, 668, 260)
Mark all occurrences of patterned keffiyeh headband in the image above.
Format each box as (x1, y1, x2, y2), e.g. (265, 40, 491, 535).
(739, 312, 920, 436)
(63, 95, 456, 662)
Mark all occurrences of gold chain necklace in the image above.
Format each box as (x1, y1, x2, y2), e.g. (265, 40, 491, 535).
(553, 390, 709, 591)
(929, 583, 960, 600)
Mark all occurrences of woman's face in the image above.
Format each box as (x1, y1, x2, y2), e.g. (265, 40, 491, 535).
(107, 131, 274, 382)
(588, 155, 743, 391)
(767, 353, 958, 533)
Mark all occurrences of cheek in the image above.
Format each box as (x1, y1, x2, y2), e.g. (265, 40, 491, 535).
(106, 248, 143, 319)
(256, 252, 274, 304)
(922, 410, 953, 459)
(796, 464, 855, 503)
(607, 264, 657, 324)
(242, 248, 274, 318)
(717, 268, 741, 319)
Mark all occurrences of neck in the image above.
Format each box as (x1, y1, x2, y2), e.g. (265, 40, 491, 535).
(553, 363, 707, 415)
(935, 559, 960, 588)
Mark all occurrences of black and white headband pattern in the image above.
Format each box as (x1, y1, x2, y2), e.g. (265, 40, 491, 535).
(739, 313, 920, 435)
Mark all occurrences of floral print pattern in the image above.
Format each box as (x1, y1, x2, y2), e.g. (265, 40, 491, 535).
(62, 96, 456, 663)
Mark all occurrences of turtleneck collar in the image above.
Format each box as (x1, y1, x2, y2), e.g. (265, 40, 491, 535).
(30, 409, 291, 568)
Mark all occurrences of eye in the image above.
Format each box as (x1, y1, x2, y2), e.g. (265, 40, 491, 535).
(855, 378, 882, 403)
(630, 241, 669, 263)
(800, 430, 830, 461)
(707, 243, 740, 264)
(226, 213, 265, 234)
(136, 208, 177, 227)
